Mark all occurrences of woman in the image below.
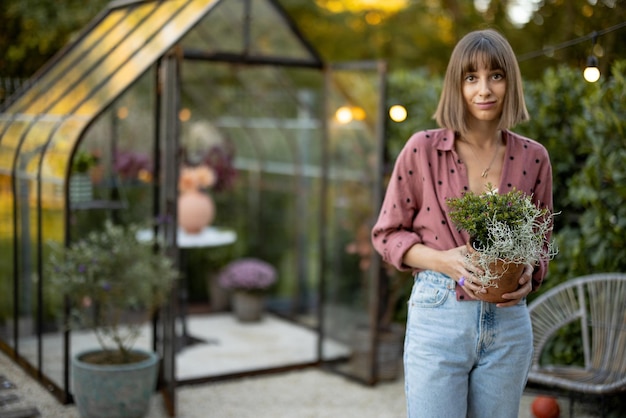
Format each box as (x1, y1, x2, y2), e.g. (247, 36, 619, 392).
(371, 29, 553, 418)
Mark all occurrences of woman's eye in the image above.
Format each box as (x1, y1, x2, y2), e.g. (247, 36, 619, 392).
(465, 75, 476, 82)
(492, 73, 504, 80)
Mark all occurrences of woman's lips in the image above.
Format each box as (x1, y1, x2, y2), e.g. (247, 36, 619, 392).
(475, 101, 496, 110)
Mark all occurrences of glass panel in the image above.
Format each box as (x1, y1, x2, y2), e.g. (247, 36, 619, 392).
(180, 0, 245, 53)
(321, 65, 389, 383)
(0, 119, 33, 354)
(29, 3, 159, 115)
(0, 118, 33, 172)
(249, 0, 314, 60)
(52, 0, 187, 116)
(9, 8, 131, 114)
(74, 0, 219, 117)
(69, 68, 156, 231)
(12, 121, 54, 370)
(180, 0, 318, 62)
(0, 119, 16, 349)
(172, 60, 328, 377)
(39, 116, 89, 388)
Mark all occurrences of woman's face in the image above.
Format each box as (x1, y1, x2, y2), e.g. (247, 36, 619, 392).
(462, 61, 506, 126)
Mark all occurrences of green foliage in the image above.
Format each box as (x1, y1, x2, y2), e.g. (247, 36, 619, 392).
(46, 221, 179, 363)
(539, 321, 584, 368)
(447, 186, 542, 249)
(516, 61, 626, 289)
(386, 68, 440, 157)
(0, 0, 110, 77)
(71, 150, 99, 174)
(447, 187, 556, 285)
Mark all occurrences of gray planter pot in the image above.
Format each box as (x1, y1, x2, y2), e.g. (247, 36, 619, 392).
(232, 290, 264, 322)
(71, 349, 159, 418)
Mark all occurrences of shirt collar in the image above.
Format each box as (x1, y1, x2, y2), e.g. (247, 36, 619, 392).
(433, 129, 457, 152)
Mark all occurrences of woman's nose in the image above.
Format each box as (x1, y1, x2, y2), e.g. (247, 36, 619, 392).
(478, 79, 492, 96)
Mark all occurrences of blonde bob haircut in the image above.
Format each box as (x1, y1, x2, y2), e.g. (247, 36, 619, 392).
(434, 29, 529, 136)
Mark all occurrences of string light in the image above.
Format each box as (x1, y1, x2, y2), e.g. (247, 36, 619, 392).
(389, 105, 407, 122)
(584, 56, 600, 83)
(516, 22, 626, 62)
(335, 106, 353, 124)
(583, 32, 600, 83)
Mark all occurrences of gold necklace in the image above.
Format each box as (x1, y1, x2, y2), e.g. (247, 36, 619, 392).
(462, 137, 501, 178)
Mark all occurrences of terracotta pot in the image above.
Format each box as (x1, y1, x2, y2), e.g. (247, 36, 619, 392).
(178, 189, 215, 234)
(466, 242, 525, 303)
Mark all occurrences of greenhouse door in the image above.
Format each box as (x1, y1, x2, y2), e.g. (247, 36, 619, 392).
(319, 61, 392, 384)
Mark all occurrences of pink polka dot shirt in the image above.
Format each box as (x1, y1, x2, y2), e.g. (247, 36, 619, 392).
(371, 128, 554, 299)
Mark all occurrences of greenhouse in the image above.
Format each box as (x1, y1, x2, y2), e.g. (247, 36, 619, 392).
(0, 0, 391, 414)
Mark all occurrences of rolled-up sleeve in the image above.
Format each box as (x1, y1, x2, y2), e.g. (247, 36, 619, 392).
(371, 134, 424, 271)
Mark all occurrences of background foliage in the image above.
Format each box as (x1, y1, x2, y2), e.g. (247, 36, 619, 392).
(1, 0, 625, 83)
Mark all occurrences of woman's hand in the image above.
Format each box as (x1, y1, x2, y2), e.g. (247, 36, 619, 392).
(496, 264, 534, 307)
(440, 246, 486, 300)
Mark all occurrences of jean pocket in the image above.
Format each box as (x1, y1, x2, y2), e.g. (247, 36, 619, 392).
(409, 276, 450, 308)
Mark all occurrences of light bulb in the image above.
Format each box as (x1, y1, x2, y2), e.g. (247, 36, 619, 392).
(583, 55, 600, 83)
(335, 106, 353, 124)
(389, 105, 407, 122)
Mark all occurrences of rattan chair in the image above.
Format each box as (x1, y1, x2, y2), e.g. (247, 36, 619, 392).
(527, 273, 626, 415)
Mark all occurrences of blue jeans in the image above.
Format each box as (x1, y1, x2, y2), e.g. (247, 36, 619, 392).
(404, 270, 533, 418)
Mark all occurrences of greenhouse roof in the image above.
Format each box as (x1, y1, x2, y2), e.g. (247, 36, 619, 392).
(0, 0, 323, 182)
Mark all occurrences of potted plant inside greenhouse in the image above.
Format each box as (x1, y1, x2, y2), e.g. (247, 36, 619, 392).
(446, 185, 558, 303)
(217, 258, 277, 322)
(69, 150, 99, 203)
(46, 221, 179, 418)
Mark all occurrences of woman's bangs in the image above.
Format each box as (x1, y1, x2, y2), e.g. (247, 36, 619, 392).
(461, 41, 505, 74)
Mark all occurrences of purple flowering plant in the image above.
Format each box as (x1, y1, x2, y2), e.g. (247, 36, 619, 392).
(46, 221, 179, 364)
(217, 258, 277, 291)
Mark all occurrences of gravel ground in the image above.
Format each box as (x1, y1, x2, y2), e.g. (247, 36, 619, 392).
(0, 349, 406, 418)
(2, 349, 581, 418)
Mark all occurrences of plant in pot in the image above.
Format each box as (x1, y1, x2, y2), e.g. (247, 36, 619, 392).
(216, 258, 277, 322)
(46, 220, 179, 418)
(446, 185, 558, 303)
(70, 150, 100, 202)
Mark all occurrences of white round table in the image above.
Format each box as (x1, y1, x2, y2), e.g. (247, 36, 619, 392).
(136, 226, 237, 248)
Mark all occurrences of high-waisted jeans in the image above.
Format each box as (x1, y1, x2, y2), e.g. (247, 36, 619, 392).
(404, 270, 533, 418)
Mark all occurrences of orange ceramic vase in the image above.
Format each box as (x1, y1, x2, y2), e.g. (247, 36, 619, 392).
(466, 242, 525, 303)
(178, 189, 215, 234)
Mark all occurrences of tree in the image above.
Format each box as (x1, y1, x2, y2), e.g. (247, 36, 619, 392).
(0, 0, 109, 78)
(2, 0, 624, 82)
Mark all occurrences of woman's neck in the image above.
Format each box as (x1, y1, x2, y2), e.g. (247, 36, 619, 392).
(462, 120, 502, 147)
(460, 129, 502, 148)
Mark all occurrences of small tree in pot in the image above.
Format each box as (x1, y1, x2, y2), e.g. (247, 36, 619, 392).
(46, 220, 179, 418)
(446, 186, 558, 302)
